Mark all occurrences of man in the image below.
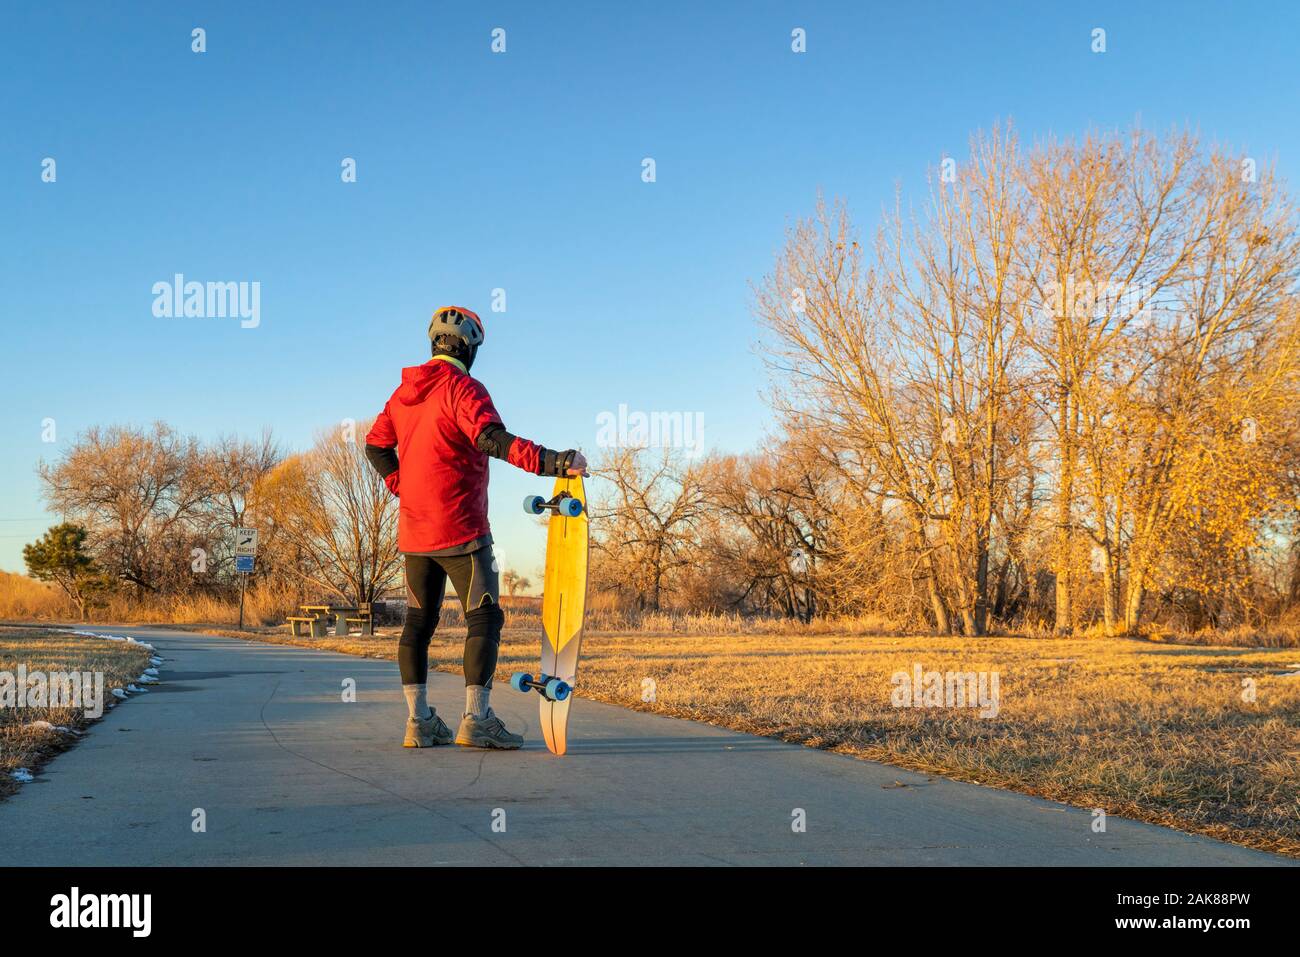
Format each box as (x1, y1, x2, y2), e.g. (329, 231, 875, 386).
(365, 306, 586, 749)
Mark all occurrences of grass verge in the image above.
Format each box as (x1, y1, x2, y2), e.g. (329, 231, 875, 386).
(0, 626, 154, 800)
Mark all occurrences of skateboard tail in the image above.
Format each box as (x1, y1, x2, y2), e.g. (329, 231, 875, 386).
(542, 704, 568, 756)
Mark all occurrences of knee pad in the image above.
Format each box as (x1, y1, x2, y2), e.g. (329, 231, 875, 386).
(465, 603, 504, 640)
(399, 607, 436, 645)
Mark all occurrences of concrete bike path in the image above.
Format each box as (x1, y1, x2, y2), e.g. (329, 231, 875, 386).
(1, 627, 1289, 866)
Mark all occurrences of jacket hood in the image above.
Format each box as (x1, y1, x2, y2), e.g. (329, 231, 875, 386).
(396, 358, 463, 405)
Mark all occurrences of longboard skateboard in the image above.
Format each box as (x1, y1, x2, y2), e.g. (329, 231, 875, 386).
(510, 475, 588, 755)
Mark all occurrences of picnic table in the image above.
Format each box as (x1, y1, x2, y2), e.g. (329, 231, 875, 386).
(286, 602, 383, 637)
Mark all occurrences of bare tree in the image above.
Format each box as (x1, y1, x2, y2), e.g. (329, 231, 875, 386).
(590, 447, 709, 612)
(705, 433, 841, 620)
(502, 569, 531, 597)
(755, 127, 1032, 635)
(259, 421, 401, 605)
(1114, 160, 1300, 632)
(38, 422, 210, 597)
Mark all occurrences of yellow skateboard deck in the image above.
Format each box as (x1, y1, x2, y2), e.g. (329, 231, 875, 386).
(511, 475, 588, 755)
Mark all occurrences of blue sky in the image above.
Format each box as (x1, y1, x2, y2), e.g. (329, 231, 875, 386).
(2, 1, 1298, 580)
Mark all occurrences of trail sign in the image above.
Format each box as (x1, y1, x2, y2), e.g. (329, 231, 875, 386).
(233, 527, 258, 557)
(232, 528, 258, 631)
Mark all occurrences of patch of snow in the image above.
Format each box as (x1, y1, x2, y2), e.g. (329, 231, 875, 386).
(26, 721, 75, 733)
(126, 684, 147, 694)
(12, 769, 34, 783)
(144, 667, 159, 676)
(137, 674, 159, 684)
(111, 688, 128, 699)
(67, 629, 153, 650)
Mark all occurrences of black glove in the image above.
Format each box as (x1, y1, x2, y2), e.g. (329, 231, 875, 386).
(539, 448, 578, 477)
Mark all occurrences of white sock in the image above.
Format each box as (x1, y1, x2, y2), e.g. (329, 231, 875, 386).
(403, 684, 432, 720)
(465, 684, 490, 719)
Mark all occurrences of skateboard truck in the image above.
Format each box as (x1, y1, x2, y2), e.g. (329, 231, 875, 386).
(523, 492, 583, 518)
(510, 671, 572, 702)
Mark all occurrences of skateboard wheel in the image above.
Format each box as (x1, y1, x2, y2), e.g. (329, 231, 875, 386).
(510, 672, 532, 693)
(559, 497, 583, 518)
(523, 495, 546, 515)
(544, 678, 571, 702)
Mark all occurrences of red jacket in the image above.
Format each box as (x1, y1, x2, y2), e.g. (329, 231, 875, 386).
(366, 359, 543, 552)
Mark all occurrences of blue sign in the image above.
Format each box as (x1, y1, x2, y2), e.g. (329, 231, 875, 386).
(235, 555, 255, 573)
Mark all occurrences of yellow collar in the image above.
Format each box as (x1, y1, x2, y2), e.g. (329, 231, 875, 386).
(430, 355, 467, 374)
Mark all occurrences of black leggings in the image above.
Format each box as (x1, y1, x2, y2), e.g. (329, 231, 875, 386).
(399, 547, 503, 687)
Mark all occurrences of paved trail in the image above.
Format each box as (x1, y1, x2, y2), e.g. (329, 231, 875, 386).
(1, 627, 1289, 866)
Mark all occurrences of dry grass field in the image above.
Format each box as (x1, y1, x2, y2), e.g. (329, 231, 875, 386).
(0, 627, 154, 799)
(187, 622, 1300, 859)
